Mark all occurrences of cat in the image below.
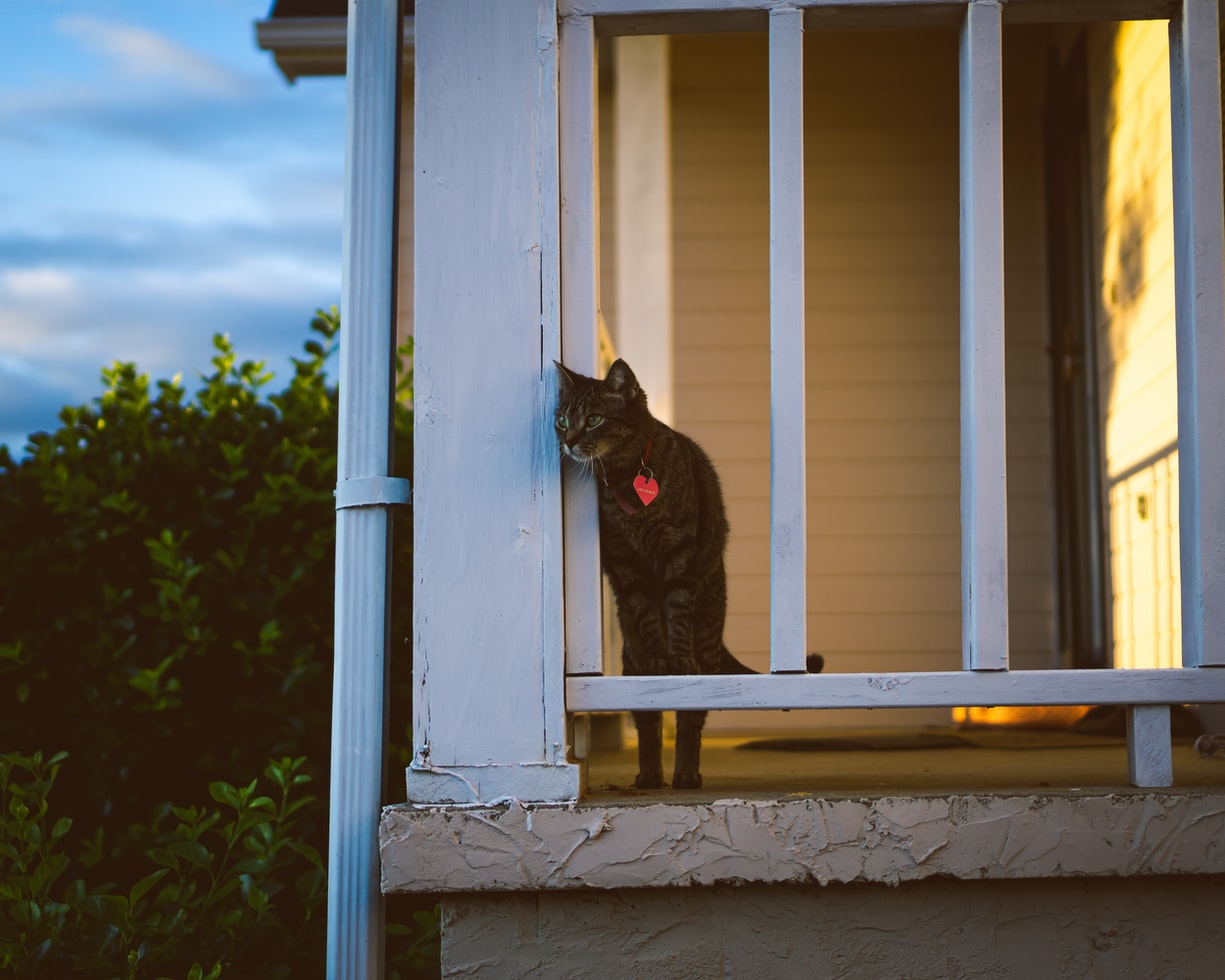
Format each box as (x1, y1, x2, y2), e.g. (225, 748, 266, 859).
(555, 358, 822, 789)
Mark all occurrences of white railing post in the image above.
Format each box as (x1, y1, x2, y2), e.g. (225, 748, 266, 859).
(768, 5, 808, 674)
(958, 0, 1009, 671)
(329, 1, 403, 978)
(1169, 0, 1225, 669)
(559, 13, 605, 677)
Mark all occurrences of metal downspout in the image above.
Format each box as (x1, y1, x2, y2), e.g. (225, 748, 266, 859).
(328, 1, 407, 978)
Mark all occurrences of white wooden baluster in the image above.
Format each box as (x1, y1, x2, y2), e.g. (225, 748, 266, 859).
(1169, 0, 1225, 670)
(1128, 705, 1173, 788)
(768, 5, 808, 674)
(559, 13, 605, 677)
(958, 0, 1009, 671)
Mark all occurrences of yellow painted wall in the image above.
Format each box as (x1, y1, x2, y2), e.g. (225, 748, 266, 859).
(1087, 21, 1181, 669)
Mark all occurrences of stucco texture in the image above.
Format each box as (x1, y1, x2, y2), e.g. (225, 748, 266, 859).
(382, 791, 1225, 893)
(439, 875, 1225, 979)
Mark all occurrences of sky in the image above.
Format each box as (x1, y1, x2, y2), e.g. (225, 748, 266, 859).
(0, 0, 347, 455)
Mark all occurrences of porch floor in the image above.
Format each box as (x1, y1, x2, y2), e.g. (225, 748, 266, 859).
(581, 724, 1225, 803)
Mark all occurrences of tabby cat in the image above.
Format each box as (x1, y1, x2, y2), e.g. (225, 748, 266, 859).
(555, 359, 822, 789)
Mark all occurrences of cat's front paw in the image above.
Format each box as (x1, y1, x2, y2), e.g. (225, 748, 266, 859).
(635, 769, 665, 789)
(671, 769, 703, 790)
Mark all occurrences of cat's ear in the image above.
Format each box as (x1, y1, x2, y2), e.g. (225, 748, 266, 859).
(606, 359, 639, 397)
(554, 360, 576, 394)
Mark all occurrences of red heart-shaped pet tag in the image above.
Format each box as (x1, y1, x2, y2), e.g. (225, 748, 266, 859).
(633, 473, 659, 506)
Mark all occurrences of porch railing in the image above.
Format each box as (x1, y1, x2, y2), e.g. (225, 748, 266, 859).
(558, 0, 1225, 788)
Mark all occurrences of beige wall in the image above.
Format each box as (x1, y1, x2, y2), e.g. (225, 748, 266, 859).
(1087, 21, 1182, 669)
(607, 29, 1056, 728)
(441, 876, 1225, 979)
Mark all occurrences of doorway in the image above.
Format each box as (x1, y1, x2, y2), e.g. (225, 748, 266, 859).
(1042, 38, 1110, 669)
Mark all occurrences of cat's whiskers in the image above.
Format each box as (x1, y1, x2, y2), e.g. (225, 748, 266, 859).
(559, 444, 601, 485)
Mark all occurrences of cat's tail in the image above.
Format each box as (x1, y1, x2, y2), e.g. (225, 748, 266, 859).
(716, 646, 824, 675)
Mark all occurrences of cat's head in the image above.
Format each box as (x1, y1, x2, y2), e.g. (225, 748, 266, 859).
(553, 358, 649, 469)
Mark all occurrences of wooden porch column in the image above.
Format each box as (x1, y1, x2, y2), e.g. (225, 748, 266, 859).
(409, 0, 579, 804)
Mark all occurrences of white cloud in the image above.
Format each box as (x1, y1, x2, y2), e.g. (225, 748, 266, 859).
(56, 15, 249, 97)
(128, 255, 338, 304)
(0, 266, 78, 300)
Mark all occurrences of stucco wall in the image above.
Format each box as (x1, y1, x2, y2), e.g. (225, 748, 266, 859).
(439, 875, 1225, 979)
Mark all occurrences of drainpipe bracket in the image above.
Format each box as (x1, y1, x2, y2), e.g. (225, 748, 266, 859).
(334, 475, 412, 511)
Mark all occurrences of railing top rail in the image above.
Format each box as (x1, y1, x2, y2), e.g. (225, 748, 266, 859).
(568, 668, 1225, 712)
(560, 0, 1177, 34)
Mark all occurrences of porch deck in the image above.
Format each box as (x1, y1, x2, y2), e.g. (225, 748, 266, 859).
(582, 724, 1225, 804)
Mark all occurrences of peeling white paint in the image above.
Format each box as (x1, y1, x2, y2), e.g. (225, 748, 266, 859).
(381, 792, 1225, 894)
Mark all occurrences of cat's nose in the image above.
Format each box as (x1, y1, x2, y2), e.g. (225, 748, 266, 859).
(562, 434, 584, 458)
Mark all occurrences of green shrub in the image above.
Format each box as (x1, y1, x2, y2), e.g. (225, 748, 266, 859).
(0, 312, 430, 976)
(1, 750, 323, 979)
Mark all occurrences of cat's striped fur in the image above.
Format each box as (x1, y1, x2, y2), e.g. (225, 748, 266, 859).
(555, 359, 821, 789)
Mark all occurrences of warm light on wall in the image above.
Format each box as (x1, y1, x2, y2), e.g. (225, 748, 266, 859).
(952, 705, 1092, 728)
(1094, 21, 1181, 670)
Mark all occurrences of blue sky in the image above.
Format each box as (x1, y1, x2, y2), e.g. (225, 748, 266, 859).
(0, 0, 346, 454)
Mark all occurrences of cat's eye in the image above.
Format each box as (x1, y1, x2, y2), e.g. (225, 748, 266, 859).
(586, 414, 604, 428)
(555, 415, 568, 430)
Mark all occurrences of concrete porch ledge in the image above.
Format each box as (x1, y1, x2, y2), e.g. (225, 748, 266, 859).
(380, 789, 1225, 893)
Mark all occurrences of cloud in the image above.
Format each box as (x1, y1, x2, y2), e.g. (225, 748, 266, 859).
(0, 267, 78, 300)
(0, 261, 338, 454)
(0, 220, 339, 274)
(0, 15, 328, 166)
(0, 256, 337, 354)
(0, 352, 82, 448)
(56, 15, 250, 97)
(0, 220, 339, 277)
(0, 71, 342, 174)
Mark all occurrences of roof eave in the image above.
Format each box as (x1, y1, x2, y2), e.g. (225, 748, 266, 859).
(254, 16, 416, 83)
